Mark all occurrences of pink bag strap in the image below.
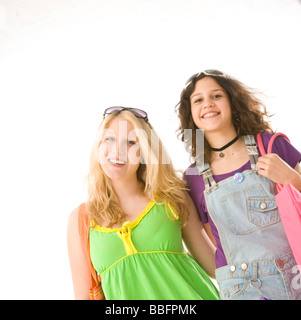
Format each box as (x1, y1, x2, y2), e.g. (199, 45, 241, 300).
(256, 132, 290, 155)
(256, 132, 291, 193)
(266, 132, 290, 154)
(256, 133, 266, 156)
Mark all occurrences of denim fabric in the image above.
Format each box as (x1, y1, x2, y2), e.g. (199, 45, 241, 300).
(216, 252, 301, 300)
(201, 135, 301, 300)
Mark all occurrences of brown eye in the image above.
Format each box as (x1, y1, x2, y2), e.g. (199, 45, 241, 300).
(193, 98, 203, 104)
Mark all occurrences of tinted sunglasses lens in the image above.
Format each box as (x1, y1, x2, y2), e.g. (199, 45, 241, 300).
(185, 73, 198, 86)
(103, 107, 148, 120)
(130, 108, 148, 119)
(103, 107, 124, 116)
(185, 70, 225, 88)
(204, 69, 224, 76)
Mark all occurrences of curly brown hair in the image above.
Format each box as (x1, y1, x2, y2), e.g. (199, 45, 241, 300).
(175, 71, 273, 164)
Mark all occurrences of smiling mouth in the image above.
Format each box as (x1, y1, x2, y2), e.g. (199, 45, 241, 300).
(202, 112, 220, 119)
(108, 159, 127, 165)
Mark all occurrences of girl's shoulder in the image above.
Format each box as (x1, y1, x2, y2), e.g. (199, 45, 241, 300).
(256, 131, 288, 154)
(256, 131, 301, 168)
(256, 131, 273, 151)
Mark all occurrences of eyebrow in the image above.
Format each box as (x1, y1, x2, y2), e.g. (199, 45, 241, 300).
(190, 88, 224, 100)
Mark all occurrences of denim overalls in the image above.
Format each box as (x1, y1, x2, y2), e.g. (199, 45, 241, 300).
(199, 135, 301, 300)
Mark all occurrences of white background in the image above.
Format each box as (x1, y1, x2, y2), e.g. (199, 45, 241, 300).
(0, 0, 301, 299)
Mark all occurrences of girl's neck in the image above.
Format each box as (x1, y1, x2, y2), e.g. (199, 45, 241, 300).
(111, 178, 150, 222)
(205, 128, 238, 150)
(207, 130, 250, 174)
(111, 178, 144, 201)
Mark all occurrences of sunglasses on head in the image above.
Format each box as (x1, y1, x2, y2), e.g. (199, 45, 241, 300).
(184, 69, 226, 89)
(103, 106, 148, 121)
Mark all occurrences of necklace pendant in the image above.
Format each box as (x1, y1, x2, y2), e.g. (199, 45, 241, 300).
(211, 135, 239, 157)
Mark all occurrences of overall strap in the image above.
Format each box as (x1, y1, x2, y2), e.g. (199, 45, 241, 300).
(198, 163, 217, 194)
(202, 167, 218, 193)
(242, 135, 259, 172)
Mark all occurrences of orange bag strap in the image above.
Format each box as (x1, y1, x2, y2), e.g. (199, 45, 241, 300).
(78, 203, 99, 288)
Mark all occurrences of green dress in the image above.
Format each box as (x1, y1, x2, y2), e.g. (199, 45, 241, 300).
(89, 201, 220, 300)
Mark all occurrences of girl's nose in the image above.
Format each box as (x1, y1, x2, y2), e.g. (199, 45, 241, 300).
(109, 140, 127, 159)
(203, 99, 214, 109)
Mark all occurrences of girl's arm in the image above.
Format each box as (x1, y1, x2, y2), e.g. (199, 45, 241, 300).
(182, 193, 216, 279)
(67, 207, 92, 300)
(256, 155, 301, 191)
(203, 222, 217, 248)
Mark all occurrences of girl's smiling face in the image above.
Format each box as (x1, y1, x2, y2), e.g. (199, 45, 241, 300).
(98, 117, 141, 181)
(190, 77, 234, 133)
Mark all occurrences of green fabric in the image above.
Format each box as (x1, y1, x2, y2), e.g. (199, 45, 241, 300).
(89, 201, 220, 300)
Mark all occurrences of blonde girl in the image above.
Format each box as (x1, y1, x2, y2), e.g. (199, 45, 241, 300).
(67, 107, 219, 300)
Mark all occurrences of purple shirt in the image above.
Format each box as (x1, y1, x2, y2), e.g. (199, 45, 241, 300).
(184, 132, 301, 268)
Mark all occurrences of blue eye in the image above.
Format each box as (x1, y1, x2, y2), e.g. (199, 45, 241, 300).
(105, 136, 115, 143)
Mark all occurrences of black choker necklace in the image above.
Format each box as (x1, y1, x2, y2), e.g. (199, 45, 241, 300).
(211, 135, 239, 158)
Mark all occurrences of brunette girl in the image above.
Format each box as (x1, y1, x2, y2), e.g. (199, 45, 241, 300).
(176, 70, 301, 300)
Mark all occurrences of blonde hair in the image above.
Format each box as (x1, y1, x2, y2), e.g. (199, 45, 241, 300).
(86, 110, 190, 228)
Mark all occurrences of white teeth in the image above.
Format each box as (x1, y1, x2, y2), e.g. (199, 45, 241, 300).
(203, 112, 219, 118)
(108, 159, 127, 165)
